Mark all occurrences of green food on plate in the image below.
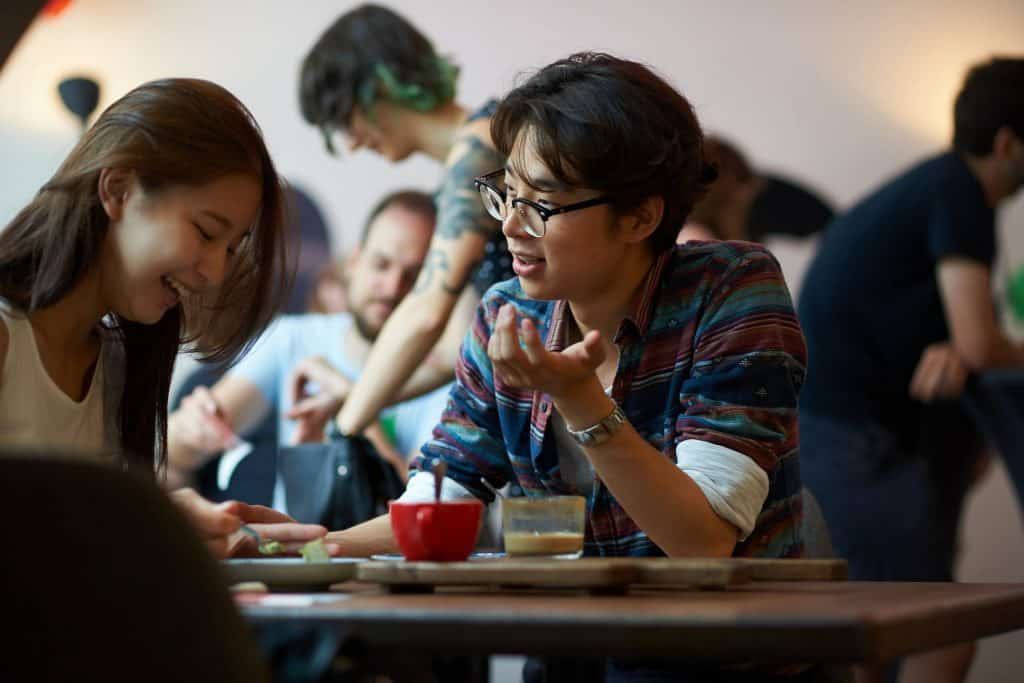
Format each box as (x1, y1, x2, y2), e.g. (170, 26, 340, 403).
(300, 538, 330, 563)
(258, 540, 284, 555)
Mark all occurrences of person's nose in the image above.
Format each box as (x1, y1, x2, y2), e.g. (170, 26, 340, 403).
(502, 205, 533, 240)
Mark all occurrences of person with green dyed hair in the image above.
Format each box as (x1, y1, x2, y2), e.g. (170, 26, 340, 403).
(297, 4, 514, 446)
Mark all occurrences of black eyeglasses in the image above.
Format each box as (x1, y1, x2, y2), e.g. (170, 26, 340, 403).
(473, 169, 612, 239)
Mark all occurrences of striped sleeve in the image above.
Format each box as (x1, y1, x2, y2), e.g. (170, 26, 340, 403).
(411, 292, 513, 501)
(675, 248, 807, 474)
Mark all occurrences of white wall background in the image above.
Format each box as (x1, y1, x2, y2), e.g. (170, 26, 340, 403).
(2, 2, 1024, 680)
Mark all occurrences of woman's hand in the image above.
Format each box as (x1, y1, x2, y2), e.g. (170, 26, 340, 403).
(286, 356, 352, 444)
(171, 488, 336, 559)
(225, 507, 337, 559)
(909, 342, 969, 402)
(487, 304, 605, 400)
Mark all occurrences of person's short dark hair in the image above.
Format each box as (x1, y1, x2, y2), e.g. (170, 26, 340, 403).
(953, 56, 1024, 156)
(704, 136, 754, 184)
(688, 135, 753, 236)
(491, 52, 715, 254)
(360, 189, 436, 246)
(299, 4, 457, 148)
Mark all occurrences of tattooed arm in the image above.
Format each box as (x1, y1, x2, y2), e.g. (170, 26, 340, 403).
(336, 125, 505, 435)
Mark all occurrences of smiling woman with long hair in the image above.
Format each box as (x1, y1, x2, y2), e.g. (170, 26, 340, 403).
(0, 78, 289, 468)
(0, 78, 330, 558)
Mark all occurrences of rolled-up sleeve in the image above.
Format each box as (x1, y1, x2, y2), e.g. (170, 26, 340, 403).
(675, 250, 807, 476)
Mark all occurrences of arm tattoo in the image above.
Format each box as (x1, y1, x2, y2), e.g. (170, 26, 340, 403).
(436, 136, 505, 241)
(413, 248, 481, 295)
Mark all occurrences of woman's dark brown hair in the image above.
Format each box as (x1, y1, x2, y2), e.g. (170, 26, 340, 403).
(0, 78, 290, 472)
(492, 52, 716, 253)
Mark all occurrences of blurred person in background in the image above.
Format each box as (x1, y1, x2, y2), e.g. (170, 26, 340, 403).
(798, 56, 1024, 683)
(167, 190, 448, 492)
(677, 135, 835, 245)
(298, 4, 513, 443)
(306, 258, 348, 314)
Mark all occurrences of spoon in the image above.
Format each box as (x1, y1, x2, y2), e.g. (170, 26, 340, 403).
(239, 524, 261, 543)
(479, 477, 505, 501)
(431, 459, 447, 502)
(240, 525, 283, 555)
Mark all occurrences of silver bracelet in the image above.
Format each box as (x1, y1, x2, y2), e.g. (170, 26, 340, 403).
(567, 403, 627, 447)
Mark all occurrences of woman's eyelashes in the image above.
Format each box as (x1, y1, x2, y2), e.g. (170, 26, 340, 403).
(194, 222, 214, 242)
(194, 221, 241, 259)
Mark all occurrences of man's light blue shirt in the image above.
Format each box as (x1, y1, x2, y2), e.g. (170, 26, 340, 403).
(233, 313, 450, 457)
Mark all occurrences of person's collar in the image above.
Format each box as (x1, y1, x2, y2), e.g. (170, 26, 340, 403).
(546, 300, 572, 353)
(616, 249, 671, 342)
(545, 249, 671, 351)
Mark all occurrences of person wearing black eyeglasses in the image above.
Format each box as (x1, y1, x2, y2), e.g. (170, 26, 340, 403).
(328, 51, 815, 682)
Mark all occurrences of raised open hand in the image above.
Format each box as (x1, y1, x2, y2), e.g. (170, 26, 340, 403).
(487, 303, 605, 399)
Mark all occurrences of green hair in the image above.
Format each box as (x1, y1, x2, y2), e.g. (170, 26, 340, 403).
(358, 56, 459, 117)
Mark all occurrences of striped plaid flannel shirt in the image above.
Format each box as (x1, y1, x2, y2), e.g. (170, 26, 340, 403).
(412, 241, 807, 558)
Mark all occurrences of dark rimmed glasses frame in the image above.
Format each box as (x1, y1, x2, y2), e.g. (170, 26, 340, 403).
(473, 169, 613, 239)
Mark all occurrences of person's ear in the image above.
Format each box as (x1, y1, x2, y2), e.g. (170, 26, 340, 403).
(991, 126, 1020, 160)
(618, 195, 664, 244)
(97, 168, 135, 221)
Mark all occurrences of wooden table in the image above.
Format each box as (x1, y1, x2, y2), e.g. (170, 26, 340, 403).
(238, 580, 1024, 665)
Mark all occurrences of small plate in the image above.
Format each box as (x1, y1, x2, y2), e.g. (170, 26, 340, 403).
(221, 558, 363, 591)
(369, 552, 506, 562)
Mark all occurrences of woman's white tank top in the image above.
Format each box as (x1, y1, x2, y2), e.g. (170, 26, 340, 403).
(0, 303, 110, 458)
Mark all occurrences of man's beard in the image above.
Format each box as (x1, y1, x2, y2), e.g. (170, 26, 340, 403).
(350, 298, 398, 341)
(351, 310, 380, 342)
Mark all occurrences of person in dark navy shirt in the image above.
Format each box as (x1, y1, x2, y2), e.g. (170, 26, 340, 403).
(799, 56, 1024, 683)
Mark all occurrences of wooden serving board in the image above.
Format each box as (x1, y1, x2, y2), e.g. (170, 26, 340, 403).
(634, 558, 847, 585)
(634, 559, 753, 587)
(357, 558, 747, 593)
